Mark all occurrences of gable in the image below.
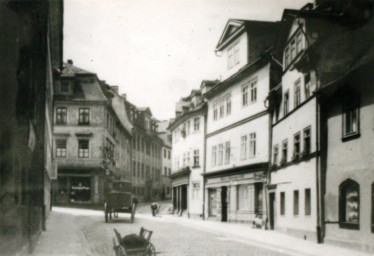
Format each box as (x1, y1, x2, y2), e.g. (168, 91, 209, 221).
(216, 20, 245, 50)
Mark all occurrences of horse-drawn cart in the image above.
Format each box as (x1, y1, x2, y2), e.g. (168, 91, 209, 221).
(113, 227, 156, 256)
(104, 180, 137, 223)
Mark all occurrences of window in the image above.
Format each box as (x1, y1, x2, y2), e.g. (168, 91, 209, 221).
(273, 145, 279, 165)
(212, 146, 217, 166)
(133, 162, 136, 177)
(280, 192, 285, 216)
(294, 133, 300, 159)
(218, 144, 223, 165)
(249, 133, 256, 157)
(304, 73, 311, 99)
(303, 127, 311, 155)
(284, 47, 290, 67)
(255, 184, 263, 214)
(294, 79, 301, 107)
(282, 140, 288, 164)
(56, 107, 67, 124)
(296, 31, 303, 54)
(238, 185, 249, 210)
(250, 79, 257, 103)
(226, 95, 231, 115)
(294, 190, 299, 215)
(225, 141, 230, 164)
(164, 149, 167, 158)
(56, 140, 67, 158)
(342, 99, 359, 139)
(194, 117, 200, 131)
(192, 182, 200, 199)
(219, 100, 224, 118)
(186, 120, 191, 135)
(305, 188, 311, 216)
(283, 91, 289, 116)
(193, 150, 200, 167)
(242, 85, 248, 106)
(227, 41, 240, 69)
(290, 39, 296, 60)
(213, 103, 218, 121)
(60, 81, 70, 93)
(186, 152, 190, 166)
(339, 179, 359, 229)
(78, 140, 89, 158)
(168, 150, 171, 159)
(78, 108, 90, 125)
(240, 136, 247, 160)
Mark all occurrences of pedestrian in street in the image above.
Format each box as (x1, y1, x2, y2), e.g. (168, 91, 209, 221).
(151, 202, 158, 217)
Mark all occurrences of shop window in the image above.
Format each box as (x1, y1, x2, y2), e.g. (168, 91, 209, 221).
(78, 108, 90, 125)
(56, 107, 67, 124)
(280, 192, 285, 216)
(305, 188, 311, 216)
(294, 190, 299, 215)
(56, 139, 67, 158)
(238, 185, 249, 210)
(78, 140, 89, 158)
(255, 184, 263, 214)
(339, 179, 360, 230)
(209, 189, 218, 217)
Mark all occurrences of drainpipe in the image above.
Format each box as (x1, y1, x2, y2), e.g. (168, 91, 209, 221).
(202, 107, 207, 220)
(315, 73, 323, 243)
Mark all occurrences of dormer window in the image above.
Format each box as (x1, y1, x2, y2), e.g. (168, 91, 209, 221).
(61, 80, 70, 94)
(227, 41, 240, 70)
(283, 29, 305, 69)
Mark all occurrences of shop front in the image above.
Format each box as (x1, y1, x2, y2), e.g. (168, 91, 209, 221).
(53, 168, 104, 205)
(170, 167, 190, 216)
(203, 163, 267, 224)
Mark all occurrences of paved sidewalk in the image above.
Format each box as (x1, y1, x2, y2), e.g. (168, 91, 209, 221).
(32, 210, 93, 256)
(141, 213, 373, 256)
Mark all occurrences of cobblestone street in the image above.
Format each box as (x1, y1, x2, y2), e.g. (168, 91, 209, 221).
(57, 208, 291, 256)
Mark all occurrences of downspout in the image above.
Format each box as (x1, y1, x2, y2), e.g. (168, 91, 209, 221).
(202, 105, 208, 220)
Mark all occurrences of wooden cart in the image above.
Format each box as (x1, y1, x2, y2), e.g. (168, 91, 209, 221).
(113, 227, 156, 256)
(104, 180, 137, 223)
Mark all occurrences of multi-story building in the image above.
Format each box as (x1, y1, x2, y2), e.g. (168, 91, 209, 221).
(169, 86, 212, 218)
(204, 19, 280, 223)
(53, 61, 132, 206)
(157, 120, 172, 200)
(0, 1, 63, 254)
(267, 4, 322, 241)
(292, 1, 374, 252)
(125, 101, 163, 202)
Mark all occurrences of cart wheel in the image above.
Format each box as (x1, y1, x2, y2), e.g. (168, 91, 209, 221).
(114, 245, 127, 256)
(145, 242, 156, 256)
(105, 203, 109, 223)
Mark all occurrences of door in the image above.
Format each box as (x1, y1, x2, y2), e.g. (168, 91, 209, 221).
(269, 192, 276, 230)
(221, 186, 228, 222)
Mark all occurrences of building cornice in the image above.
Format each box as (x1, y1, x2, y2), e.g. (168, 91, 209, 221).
(203, 162, 268, 178)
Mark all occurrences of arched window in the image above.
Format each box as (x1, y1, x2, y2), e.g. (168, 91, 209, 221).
(339, 179, 359, 229)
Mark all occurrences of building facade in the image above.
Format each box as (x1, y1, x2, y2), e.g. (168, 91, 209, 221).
(0, 1, 63, 254)
(267, 5, 321, 241)
(157, 120, 172, 200)
(169, 88, 209, 218)
(53, 62, 132, 206)
(126, 102, 163, 202)
(204, 20, 280, 224)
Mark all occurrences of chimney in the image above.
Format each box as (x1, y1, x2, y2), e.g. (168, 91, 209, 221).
(111, 86, 119, 94)
(121, 93, 127, 100)
(67, 59, 73, 66)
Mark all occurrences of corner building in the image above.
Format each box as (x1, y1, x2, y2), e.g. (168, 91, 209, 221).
(204, 19, 280, 223)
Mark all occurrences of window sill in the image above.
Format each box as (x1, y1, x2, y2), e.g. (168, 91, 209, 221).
(339, 222, 359, 230)
(341, 133, 360, 142)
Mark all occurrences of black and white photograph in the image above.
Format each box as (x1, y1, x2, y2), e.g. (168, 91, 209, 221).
(0, 0, 373, 255)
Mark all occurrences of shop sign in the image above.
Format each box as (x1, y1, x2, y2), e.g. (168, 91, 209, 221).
(220, 174, 244, 182)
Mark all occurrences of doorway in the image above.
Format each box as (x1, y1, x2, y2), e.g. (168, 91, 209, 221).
(221, 186, 228, 222)
(269, 192, 276, 230)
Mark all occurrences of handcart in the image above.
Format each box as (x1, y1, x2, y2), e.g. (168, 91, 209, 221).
(113, 227, 156, 256)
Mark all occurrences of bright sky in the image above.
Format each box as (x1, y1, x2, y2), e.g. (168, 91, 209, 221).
(64, 0, 309, 121)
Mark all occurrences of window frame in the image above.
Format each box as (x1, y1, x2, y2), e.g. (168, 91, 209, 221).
(294, 79, 301, 108)
(249, 132, 256, 158)
(281, 139, 288, 164)
(293, 190, 299, 216)
(305, 188, 311, 216)
(280, 191, 285, 216)
(225, 141, 230, 164)
(56, 139, 67, 158)
(273, 144, 279, 165)
(193, 117, 200, 131)
(303, 126, 311, 156)
(339, 179, 360, 230)
(342, 98, 360, 141)
(250, 78, 257, 103)
(193, 149, 200, 167)
(212, 146, 217, 167)
(293, 132, 301, 160)
(283, 90, 289, 116)
(242, 84, 248, 107)
(78, 108, 90, 125)
(78, 139, 89, 158)
(240, 135, 247, 160)
(56, 107, 67, 125)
